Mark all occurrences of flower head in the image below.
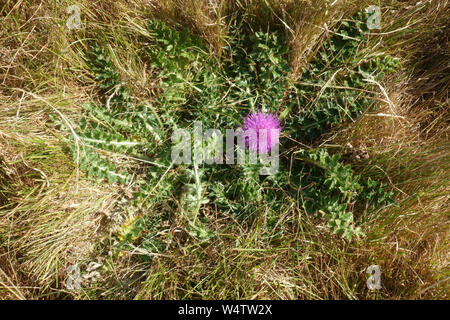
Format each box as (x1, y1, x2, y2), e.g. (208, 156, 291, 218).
(241, 110, 282, 154)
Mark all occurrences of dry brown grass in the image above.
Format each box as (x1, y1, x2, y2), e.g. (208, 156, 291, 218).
(330, 0, 449, 298)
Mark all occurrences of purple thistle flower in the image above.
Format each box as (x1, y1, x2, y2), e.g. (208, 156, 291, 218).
(241, 110, 282, 154)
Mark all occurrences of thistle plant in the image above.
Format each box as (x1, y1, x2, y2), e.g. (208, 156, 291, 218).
(55, 15, 398, 249)
(241, 110, 282, 154)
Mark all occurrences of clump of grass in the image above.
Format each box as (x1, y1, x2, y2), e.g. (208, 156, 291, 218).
(0, 129, 116, 297)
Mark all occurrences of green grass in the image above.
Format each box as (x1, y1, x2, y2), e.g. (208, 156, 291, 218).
(0, 0, 448, 300)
